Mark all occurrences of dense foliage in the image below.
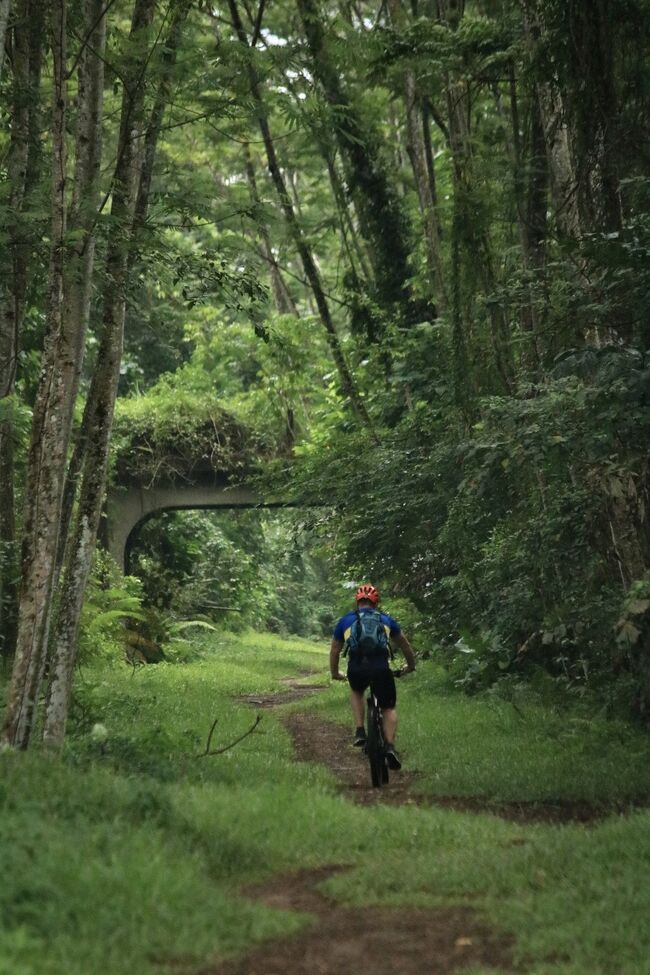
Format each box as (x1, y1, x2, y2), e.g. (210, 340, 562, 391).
(2, 0, 650, 746)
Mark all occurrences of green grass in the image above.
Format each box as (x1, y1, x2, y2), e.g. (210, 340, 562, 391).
(2, 631, 650, 974)
(309, 662, 650, 803)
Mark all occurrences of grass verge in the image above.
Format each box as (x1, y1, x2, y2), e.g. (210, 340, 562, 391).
(1, 631, 650, 974)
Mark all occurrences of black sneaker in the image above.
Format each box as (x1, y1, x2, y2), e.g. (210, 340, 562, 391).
(385, 744, 402, 770)
(353, 727, 367, 747)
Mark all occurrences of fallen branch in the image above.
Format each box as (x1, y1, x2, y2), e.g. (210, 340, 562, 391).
(198, 713, 262, 757)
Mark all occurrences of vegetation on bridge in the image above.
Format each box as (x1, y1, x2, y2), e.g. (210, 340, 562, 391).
(112, 388, 264, 485)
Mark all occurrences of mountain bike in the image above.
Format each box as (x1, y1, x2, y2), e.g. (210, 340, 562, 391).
(365, 668, 405, 788)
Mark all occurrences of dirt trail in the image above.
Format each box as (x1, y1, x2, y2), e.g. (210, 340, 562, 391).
(246, 675, 641, 823)
(202, 671, 646, 974)
(205, 866, 516, 975)
(203, 676, 522, 975)
(284, 710, 638, 822)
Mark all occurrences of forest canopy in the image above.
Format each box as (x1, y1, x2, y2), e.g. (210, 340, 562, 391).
(2, 0, 650, 748)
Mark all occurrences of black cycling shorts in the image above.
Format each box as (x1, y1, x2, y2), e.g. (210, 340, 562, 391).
(347, 668, 396, 709)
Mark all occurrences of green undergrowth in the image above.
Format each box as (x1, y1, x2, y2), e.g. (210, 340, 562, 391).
(2, 631, 650, 975)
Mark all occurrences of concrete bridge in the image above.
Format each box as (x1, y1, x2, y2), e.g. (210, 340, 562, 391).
(105, 405, 297, 571)
(106, 473, 280, 572)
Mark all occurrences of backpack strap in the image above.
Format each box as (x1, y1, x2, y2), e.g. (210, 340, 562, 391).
(342, 610, 361, 658)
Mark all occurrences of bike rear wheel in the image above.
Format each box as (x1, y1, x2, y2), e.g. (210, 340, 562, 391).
(366, 699, 388, 788)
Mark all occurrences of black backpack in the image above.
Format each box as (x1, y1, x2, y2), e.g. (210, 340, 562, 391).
(345, 610, 389, 661)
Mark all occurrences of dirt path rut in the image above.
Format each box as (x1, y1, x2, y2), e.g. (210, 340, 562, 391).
(199, 676, 519, 975)
(206, 866, 516, 975)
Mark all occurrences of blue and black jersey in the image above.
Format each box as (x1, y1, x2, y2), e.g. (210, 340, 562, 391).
(333, 607, 401, 671)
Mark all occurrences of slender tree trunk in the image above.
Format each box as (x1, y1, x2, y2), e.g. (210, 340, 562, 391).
(436, 0, 513, 390)
(406, 82, 447, 307)
(228, 0, 372, 428)
(0, 0, 44, 662)
(133, 0, 192, 230)
(0, 4, 29, 662)
(57, 0, 192, 577)
(295, 0, 424, 329)
(519, 0, 582, 239)
(0, 0, 10, 82)
(325, 154, 372, 292)
(243, 143, 299, 317)
(1, 0, 69, 747)
(421, 104, 440, 219)
(510, 72, 548, 367)
(388, 0, 446, 306)
(42, 0, 158, 749)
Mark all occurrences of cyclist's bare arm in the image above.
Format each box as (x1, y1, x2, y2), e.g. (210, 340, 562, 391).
(330, 637, 346, 680)
(394, 632, 417, 672)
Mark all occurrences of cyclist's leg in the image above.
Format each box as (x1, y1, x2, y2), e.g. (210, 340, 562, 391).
(383, 707, 397, 744)
(348, 670, 370, 743)
(372, 670, 397, 742)
(350, 688, 365, 727)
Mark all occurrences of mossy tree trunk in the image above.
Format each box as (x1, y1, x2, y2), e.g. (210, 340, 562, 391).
(296, 0, 427, 336)
(2, 0, 69, 747)
(43, 0, 164, 749)
(0, 0, 44, 662)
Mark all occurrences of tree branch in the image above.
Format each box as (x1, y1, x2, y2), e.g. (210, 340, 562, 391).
(250, 0, 266, 46)
(198, 713, 262, 757)
(66, 0, 120, 79)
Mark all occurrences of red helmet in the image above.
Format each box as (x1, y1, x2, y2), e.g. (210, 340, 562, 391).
(355, 584, 380, 605)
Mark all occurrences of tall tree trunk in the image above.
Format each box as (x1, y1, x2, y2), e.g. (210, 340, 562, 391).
(436, 0, 513, 391)
(325, 154, 373, 293)
(295, 0, 426, 331)
(42, 0, 159, 749)
(388, 0, 446, 308)
(404, 76, 446, 307)
(0, 3, 30, 663)
(1, 0, 69, 747)
(243, 143, 299, 317)
(564, 0, 621, 235)
(0, 0, 44, 661)
(133, 0, 192, 230)
(0, 0, 10, 82)
(228, 0, 372, 428)
(56, 0, 192, 578)
(508, 65, 547, 368)
(519, 0, 582, 240)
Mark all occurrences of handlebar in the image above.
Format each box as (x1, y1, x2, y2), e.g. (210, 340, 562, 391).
(392, 666, 415, 678)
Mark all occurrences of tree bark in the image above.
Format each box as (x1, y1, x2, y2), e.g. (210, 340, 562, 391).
(506, 64, 547, 367)
(0, 0, 10, 82)
(56, 0, 192, 577)
(388, 0, 446, 308)
(0, 3, 30, 662)
(133, 0, 192, 230)
(519, 0, 582, 240)
(295, 0, 426, 330)
(42, 0, 158, 749)
(243, 143, 299, 317)
(1, 0, 69, 747)
(435, 0, 513, 391)
(0, 0, 44, 661)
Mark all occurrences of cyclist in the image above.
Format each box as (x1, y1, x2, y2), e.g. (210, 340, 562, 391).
(330, 584, 416, 769)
